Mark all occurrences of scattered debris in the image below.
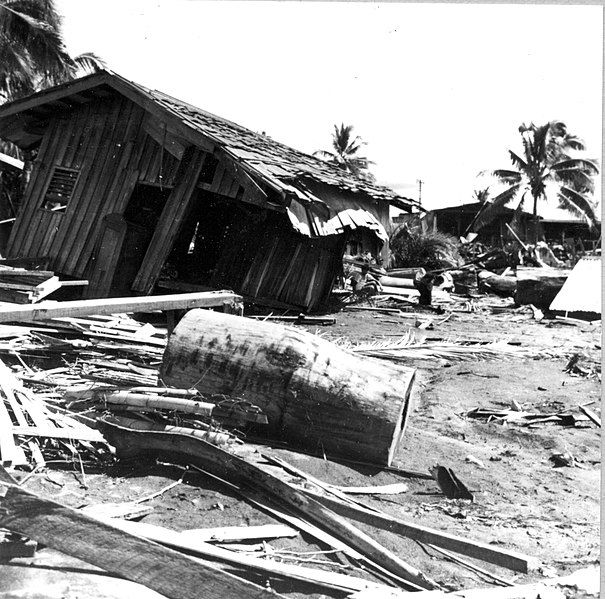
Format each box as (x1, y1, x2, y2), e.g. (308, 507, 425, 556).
(549, 453, 575, 468)
(430, 466, 474, 501)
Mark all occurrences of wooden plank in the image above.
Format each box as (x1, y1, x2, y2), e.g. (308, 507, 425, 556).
(7, 116, 62, 255)
(64, 99, 132, 275)
(302, 489, 537, 573)
(0, 399, 18, 466)
(72, 105, 137, 277)
(0, 290, 242, 323)
(62, 101, 92, 168)
(181, 523, 298, 542)
(85, 214, 128, 298)
(98, 516, 393, 594)
(47, 101, 116, 269)
(11, 425, 105, 443)
(0, 484, 280, 599)
(0, 73, 115, 119)
(142, 116, 186, 160)
(579, 405, 601, 427)
(100, 424, 438, 591)
(137, 134, 157, 182)
(189, 464, 366, 561)
(21, 114, 76, 257)
(132, 147, 208, 293)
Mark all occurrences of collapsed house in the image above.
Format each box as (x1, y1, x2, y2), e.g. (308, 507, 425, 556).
(0, 71, 418, 311)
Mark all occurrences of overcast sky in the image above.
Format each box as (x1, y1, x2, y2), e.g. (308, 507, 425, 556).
(54, 1, 603, 210)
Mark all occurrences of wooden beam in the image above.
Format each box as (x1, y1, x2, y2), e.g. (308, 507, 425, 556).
(0, 484, 279, 599)
(0, 152, 24, 170)
(0, 290, 242, 323)
(132, 146, 208, 294)
(96, 516, 393, 594)
(0, 73, 114, 120)
(303, 489, 538, 574)
(100, 423, 438, 591)
(142, 116, 186, 160)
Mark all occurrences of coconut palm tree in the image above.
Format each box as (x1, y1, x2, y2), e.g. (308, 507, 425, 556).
(0, 0, 105, 102)
(0, 1, 105, 220)
(473, 122, 599, 242)
(315, 123, 375, 180)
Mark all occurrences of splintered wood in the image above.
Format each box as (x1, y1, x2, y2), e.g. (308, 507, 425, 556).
(0, 359, 104, 467)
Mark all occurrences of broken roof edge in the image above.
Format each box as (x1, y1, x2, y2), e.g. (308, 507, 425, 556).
(0, 71, 417, 210)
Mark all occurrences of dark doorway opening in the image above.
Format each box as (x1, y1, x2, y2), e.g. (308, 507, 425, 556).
(110, 183, 172, 296)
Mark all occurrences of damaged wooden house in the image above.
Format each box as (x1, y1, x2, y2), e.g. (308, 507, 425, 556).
(0, 71, 418, 311)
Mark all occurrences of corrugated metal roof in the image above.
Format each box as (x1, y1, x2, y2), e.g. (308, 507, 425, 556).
(549, 256, 602, 313)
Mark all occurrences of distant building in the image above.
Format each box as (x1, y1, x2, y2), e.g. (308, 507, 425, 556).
(427, 201, 599, 248)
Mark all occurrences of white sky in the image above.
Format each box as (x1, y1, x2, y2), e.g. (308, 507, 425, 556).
(54, 1, 603, 210)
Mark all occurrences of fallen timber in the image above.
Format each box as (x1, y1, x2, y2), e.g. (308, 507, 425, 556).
(515, 267, 570, 309)
(100, 422, 438, 591)
(0, 290, 243, 322)
(0, 483, 280, 599)
(161, 308, 415, 466)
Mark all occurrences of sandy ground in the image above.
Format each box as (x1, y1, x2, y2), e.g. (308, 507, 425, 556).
(0, 299, 600, 597)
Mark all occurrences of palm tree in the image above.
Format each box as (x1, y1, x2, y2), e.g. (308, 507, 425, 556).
(315, 123, 375, 180)
(0, 1, 106, 102)
(0, 1, 105, 221)
(474, 122, 599, 243)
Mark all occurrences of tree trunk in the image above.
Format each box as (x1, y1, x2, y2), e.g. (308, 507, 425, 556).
(515, 267, 570, 309)
(161, 309, 415, 466)
(532, 196, 539, 245)
(477, 270, 517, 297)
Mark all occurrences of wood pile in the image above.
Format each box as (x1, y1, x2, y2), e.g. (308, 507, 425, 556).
(0, 264, 85, 304)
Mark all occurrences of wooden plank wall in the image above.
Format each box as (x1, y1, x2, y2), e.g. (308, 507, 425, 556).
(211, 210, 342, 311)
(7, 97, 185, 281)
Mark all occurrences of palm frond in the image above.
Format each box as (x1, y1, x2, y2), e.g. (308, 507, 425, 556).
(550, 158, 599, 175)
(491, 169, 522, 184)
(556, 186, 600, 229)
(532, 124, 550, 158)
(471, 183, 522, 232)
(339, 333, 560, 362)
(74, 52, 106, 76)
(508, 151, 527, 171)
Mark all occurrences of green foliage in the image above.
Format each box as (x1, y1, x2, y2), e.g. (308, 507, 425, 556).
(389, 225, 460, 270)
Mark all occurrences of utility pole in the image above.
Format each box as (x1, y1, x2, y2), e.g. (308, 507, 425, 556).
(417, 179, 423, 207)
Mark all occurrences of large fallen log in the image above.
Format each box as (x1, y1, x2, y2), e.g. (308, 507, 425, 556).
(161, 309, 415, 466)
(477, 270, 516, 297)
(378, 276, 416, 289)
(515, 267, 570, 309)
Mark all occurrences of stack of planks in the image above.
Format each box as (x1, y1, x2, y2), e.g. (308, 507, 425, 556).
(0, 267, 62, 304)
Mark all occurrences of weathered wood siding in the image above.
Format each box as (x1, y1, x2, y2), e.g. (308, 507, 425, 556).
(6, 96, 183, 279)
(211, 210, 343, 311)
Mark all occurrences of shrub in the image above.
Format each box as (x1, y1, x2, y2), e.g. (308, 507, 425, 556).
(389, 226, 461, 270)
